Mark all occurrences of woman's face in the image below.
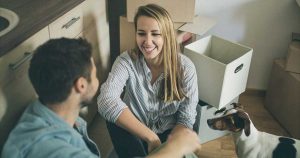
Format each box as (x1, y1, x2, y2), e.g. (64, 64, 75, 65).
(136, 16, 164, 62)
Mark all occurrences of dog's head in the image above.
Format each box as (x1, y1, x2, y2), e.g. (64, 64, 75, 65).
(207, 103, 251, 136)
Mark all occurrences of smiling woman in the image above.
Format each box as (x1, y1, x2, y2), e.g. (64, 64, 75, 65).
(97, 4, 200, 158)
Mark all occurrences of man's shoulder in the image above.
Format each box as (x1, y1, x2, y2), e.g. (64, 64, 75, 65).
(2, 120, 77, 157)
(2, 101, 81, 157)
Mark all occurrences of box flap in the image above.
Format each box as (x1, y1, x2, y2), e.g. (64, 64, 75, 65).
(179, 16, 216, 36)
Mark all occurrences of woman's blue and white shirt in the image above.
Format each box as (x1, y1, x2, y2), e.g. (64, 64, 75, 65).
(98, 51, 198, 133)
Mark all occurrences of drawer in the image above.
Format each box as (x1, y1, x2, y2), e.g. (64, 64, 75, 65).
(49, 1, 85, 39)
(0, 27, 49, 87)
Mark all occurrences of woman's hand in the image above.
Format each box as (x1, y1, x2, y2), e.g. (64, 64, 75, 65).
(146, 133, 161, 153)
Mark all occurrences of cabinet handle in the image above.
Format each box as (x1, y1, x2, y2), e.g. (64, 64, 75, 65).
(62, 16, 80, 29)
(234, 63, 244, 73)
(9, 52, 33, 70)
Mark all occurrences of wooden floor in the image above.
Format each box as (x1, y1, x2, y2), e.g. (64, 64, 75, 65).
(195, 93, 290, 158)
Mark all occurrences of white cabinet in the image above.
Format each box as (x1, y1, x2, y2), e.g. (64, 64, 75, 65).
(0, 27, 49, 150)
(48, 0, 111, 82)
(0, 28, 49, 87)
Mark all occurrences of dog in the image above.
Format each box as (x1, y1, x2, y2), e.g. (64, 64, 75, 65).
(207, 103, 300, 158)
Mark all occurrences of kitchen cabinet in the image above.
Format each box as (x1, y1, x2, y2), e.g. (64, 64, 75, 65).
(0, 0, 112, 156)
(48, 0, 111, 83)
(0, 27, 49, 151)
(49, 1, 85, 39)
(48, 0, 110, 125)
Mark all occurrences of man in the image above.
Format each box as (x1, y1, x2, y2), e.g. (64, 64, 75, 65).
(1, 38, 200, 158)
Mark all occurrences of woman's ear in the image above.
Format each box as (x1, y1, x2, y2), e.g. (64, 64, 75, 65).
(237, 111, 251, 136)
(74, 77, 88, 94)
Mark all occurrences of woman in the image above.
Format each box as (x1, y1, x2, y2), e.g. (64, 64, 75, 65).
(98, 4, 198, 158)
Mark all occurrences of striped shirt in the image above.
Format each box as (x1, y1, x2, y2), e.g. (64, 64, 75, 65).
(97, 51, 198, 133)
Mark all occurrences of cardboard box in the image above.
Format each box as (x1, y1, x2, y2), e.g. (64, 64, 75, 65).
(184, 35, 253, 109)
(179, 15, 216, 37)
(120, 16, 136, 53)
(265, 59, 300, 139)
(126, 0, 195, 22)
(285, 41, 300, 74)
(120, 15, 216, 53)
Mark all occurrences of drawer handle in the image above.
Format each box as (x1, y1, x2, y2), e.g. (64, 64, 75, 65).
(9, 52, 33, 70)
(62, 17, 80, 29)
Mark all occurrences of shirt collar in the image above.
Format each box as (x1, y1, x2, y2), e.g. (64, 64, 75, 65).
(141, 56, 166, 80)
(141, 57, 152, 81)
(32, 100, 86, 128)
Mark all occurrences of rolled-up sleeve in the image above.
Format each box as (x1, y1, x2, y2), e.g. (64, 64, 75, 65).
(176, 56, 198, 129)
(97, 54, 130, 123)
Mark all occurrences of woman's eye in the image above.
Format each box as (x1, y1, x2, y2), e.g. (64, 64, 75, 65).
(152, 33, 161, 36)
(137, 33, 146, 36)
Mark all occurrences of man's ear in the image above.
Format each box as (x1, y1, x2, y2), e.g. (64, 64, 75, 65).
(74, 77, 88, 93)
(237, 111, 251, 136)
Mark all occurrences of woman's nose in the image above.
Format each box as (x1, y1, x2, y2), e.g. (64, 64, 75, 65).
(144, 34, 153, 44)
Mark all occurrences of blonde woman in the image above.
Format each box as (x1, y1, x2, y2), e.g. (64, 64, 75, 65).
(98, 4, 199, 158)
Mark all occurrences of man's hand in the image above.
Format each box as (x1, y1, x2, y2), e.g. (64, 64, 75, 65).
(147, 128, 201, 158)
(167, 128, 201, 155)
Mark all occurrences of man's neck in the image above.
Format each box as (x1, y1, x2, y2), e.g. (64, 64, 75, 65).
(46, 99, 81, 127)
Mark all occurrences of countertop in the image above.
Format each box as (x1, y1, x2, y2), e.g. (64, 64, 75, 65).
(0, 0, 84, 57)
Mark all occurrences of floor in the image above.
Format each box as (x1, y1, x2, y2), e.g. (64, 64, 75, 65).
(195, 93, 290, 158)
(94, 93, 290, 158)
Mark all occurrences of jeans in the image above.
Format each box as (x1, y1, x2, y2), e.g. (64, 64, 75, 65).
(106, 121, 172, 158)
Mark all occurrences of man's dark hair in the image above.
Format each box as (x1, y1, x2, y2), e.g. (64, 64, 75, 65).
(29, 38, 92, 105)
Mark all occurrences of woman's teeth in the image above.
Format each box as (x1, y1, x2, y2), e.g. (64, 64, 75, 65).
(144, 47, 155, 52)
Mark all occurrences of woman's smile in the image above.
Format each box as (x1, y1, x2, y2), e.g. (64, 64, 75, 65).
(142, 45, 157, 54)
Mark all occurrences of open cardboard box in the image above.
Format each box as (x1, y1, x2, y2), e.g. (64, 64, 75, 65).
(184, 35, 253, 109)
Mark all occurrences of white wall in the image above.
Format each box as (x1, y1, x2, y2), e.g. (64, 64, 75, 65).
(195, 0, 300, 90)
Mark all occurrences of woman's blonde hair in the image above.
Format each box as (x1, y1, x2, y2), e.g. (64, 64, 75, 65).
(133, 4, 185, 102)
